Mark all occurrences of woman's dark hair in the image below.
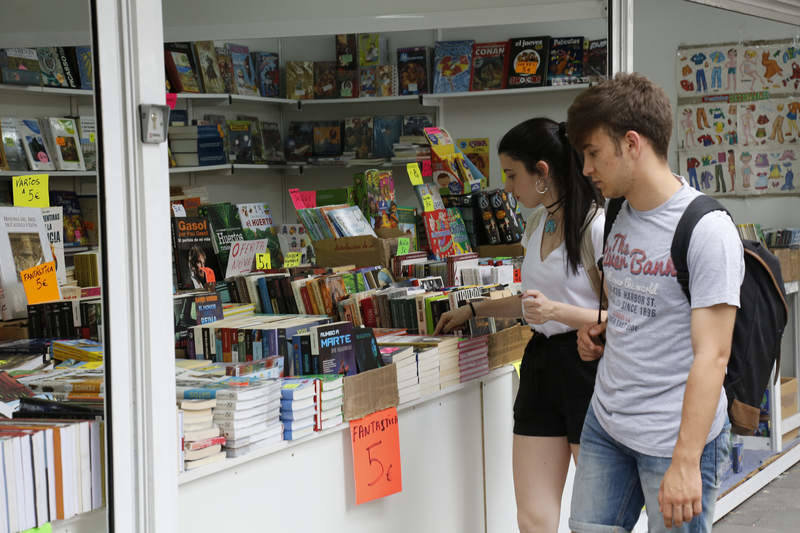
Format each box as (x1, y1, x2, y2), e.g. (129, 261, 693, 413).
(498, 117, 602, 274)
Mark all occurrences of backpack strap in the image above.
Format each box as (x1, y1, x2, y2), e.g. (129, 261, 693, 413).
(580, 206, 605, 303)
(602, 198, 626, 269)
(670, 195, 730, 304)
(522, 208, 546, 249)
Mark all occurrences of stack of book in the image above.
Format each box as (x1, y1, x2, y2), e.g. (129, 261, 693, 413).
(417, 347, 441, 396)
(391, 137, 431, 164)
(51, 339, 104, 363)
(458, 335, 490, 383)
(212, 378, 281, 457)
(280, 378, 320, 440)
(168, 124, 227, 167)
(379, 345, 420, 404)
(434, 337, 461, 389)
(315, 374, 344, 430)
(178, 398, 226, 470)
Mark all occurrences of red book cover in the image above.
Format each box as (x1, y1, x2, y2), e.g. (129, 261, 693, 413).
(360, 297, 378, 328)
(469, 41, 509, 91)
(0, 371, 34, 403)
(423, 209, 456, 259)
(300, 285, 314, 315)
(184, 435, 226, 451)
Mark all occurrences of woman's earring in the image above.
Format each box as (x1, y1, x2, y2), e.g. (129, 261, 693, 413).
(535, 178, 549, 194)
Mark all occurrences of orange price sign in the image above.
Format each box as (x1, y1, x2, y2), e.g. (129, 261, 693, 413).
(350, 407, 402, 504)
(21, 261, 60, 305)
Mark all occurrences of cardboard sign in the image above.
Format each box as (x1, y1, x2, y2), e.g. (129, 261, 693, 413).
(255, 252, 271, 270)
(288, 188, 306, 209)
(421, 159, 432, 177)
(225, 239, 270, 278)
(283, 251, 303, 267)
(171, 204, 186, 217)
(396, 237, 410, 255)
(406, 163, 423, 186)
(422, 194, 434, 212)
(21, 261, 60, 305)
(350, 406, 402, 504)
(165, 92, 177, 110)
(12, 174, 49, 208)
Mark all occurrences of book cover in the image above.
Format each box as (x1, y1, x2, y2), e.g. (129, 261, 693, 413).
(376, 65, 397, 97)
(490, 190, 520, 243)
(584, 38, 608, 80)
(344, 117, 373, 158)
(336, 69, 359, 98)
(0, 371, 34, 403)
(433, 40, 474, 93)
(359, 66, 377, 97)
(172, 217, 221, 290)
(336, 34, 358, 70)
(396, 206, 418, 250)
(286, 122, 313, 162)
(548, 36, 584, 85)
(286, 61, 314, 100)
(470, 42, 509, 91)
(277, 224, 314, 265)
(193, 41, 225, 93)
(423, 209, 455, 259)
(397, 47, 430, 95)
(227, 120, 253, 163)
(315, 322, 357, 376)
(358, 34, 384, 67)
(226, 43, 258, 96)
(45, 118, 86, 171)
(198, 203, 245, 272)
(447, 208, 473, 254)
(37, 47, 68, 87)
(55, 47, 81, 89)
(476, 191, 501, 245)
(0, 48, 41, 85)
(403, 114, 434, 137)
(325, 206, 377, 238)
(0, 118, 29, 171)
(373, 115, 402, 158)
(237, 116, 266, 163)
(253, 52, 280, 97)
(364, 169, 396, 230)
(41, 206, 67, 285)
(214, 46, 234, 93)
(314, 61, 337, 99)
(164, 42, 202, 93)
(51, 191, 88, 246)
(260, 122, 285, 163)
(18, 118, 55, 171)
(352, 327, 382, 373)
(78, 117, 97, 171)
(236, 203, 274, 240)
(456, 138, 489, 188)
(75, 46, 93, 90)
(0, 207, 58, 320)
(507, 36, 550, 88)
(312, 121, 342, 156)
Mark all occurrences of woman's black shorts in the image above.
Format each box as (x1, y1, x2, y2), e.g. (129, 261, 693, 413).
(513, 330, 598, 444)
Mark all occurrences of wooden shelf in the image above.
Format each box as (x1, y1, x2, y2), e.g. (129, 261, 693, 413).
(0, 83, 93, 97)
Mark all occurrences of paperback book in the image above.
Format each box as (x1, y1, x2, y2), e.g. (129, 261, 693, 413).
(314, 61, 337, 99)
(226, 43, 259, 96)
(193, 41, 225, 93)
(253, 52, 280, 97)
(433, 40, 474, 93)
(286, 61, 314, 100)
(344, 117, 373, 158)
(469, 42, 509, 91)
(548, 36, 584, 85)
(397, 47, 430, 95)
(37, 47, 69, 88)
(18, 118, 55, 171)
(507, 36, 550, 88)
(336, 34, 358, 70)
(172, 217, 222, 289)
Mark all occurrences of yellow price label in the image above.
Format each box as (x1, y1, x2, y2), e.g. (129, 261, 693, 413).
(89, 133, 96, 143)
(283, 251, 303, 268)
(406, 163, 423, 186)
(255, 253, 271, 270)
(12, 174, 49, 208)
(501, 169, 507, 184)
(397, 237, 410, 255)
(422, 194, 435, 212)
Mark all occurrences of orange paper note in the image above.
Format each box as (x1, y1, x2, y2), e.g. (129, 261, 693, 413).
(350, 407, 402, 504)
(21, 261, 60, 305)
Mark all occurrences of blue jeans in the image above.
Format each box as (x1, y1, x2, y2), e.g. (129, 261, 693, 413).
(711, 67, 722, 89)
(570, 405, 731, 533)
(696, 70, 707, 92)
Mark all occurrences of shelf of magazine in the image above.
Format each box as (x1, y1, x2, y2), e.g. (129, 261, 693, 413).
(178, 365, 515, 485)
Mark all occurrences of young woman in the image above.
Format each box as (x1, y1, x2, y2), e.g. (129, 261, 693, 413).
(434, 118, 605, 533)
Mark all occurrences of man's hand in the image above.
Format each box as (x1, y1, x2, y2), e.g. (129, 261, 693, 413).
(658, 459, 703, 529)
(521, 290, 558, 325)
(577, 321, 606, 361)
(433, 305, 472, 335)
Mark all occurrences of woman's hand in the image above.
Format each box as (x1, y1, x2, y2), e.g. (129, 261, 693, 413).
(521, 290, 558, 325)
(434, 305, 473, 334)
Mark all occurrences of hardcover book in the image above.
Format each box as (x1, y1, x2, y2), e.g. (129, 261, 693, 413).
(312, 121, 342, 156)
(215, 46, 234, 93)
(75, 46, 93, 90)
(172, 217, 222, 290)
(236, 203, 273, 239)
(397, 47, 430, 95)
(164, 42, 202, 93)
(403, 114, 434, 137)
(227, 120, 253, 163)
(193, 41, 225, 93)
(55, 47, 81, 89)
(336, 34, 358, 70)
(433, 40, 474, 93)
(423, 209, 456, 259)
(197, 203, 245, 272)
(469, 42, 509, 91)
(286, 61, 314, 100)
(344, 116, 373, 158)
(313, 61, 337, 99)
(226, 43, 259, 96)
(253, 52, 280, 97)
(376, 65, 397, 97)
(359, 66, 377, 97)
(237, 116, 267, 163)
(37, 47, 68, 87)
(548, 36, 584, 85)
(286, 122, 313, 162)
(507, 36, 550, 88)
(584, 38, 608, 80)
(373, 115, 402, 158)
(358, 34, 385, 67)
(18, 118, 55, 171)
(44, 118, 86, 171)
(0, 48, 41, 85)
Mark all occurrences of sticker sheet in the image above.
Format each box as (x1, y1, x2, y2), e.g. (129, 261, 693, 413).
(676, 103, 738, 150)
(677, 45, 737, 97)
(739, 43, 800, 94)
(679, 149, 735, 196)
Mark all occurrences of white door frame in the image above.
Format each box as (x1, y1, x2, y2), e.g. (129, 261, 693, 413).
(92, 0, 177, 531)
(609, 0, 634, 75)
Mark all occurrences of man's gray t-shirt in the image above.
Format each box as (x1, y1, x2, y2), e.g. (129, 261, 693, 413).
(592, 181, 745, 457)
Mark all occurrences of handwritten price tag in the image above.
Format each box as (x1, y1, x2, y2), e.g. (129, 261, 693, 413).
(21, 261, 60, 305)
(422, 194, 434, 212)
(12, 174, 49, 208)
(255, 252, 271, 270)
(171, 204, 186, 217)
(396, 237, 410, 255)
(283, 251, 303, 268)
(350, 407, 402, 504)
(421, 159, 432, 177)
(406, 163, 423, 186)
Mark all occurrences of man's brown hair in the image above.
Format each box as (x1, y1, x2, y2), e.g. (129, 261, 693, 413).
(567, 72, 672, 160)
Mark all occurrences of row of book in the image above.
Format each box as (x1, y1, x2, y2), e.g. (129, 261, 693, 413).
(26, 297, 102, 342)
(0, 116, 97, 172)
(762, 227, 800, 248)
(0, 47, 93, 90)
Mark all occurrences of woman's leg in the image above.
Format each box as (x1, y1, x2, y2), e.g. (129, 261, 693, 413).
(513, 435, 572, 533)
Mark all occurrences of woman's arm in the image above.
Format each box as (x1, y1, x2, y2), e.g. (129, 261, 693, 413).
(522, 290, 606, 330)
(434, 295, 522, 334)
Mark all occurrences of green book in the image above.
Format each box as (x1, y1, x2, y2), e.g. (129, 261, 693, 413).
(198, 202, 245, 271)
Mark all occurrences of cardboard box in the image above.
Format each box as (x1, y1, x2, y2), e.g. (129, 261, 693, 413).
(343, 364, 399, 421)
(771, 248, 800, 282)
(478, 243, 524, 258)
(314, 235, 398, 269)
(0, 319, 29, 341)
(782, 377, 799, 441)
(488, 324, 532, 369)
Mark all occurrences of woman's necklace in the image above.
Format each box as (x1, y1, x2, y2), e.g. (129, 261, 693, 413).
(543, 198, 564, 234)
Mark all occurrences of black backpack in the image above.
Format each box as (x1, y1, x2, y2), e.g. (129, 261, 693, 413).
(603, 195, 789, 435)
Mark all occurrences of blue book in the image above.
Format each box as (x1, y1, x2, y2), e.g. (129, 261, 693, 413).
(226, 43, 258, 96)
(283, 425, 315, 441)
(257, 278, 274, 314)
(253, 52, 280, 97)
(280, 378, 317, 400)
(279, 397, 316, 413)
(373, 115, 402, 158)
(75, 46, 93, 90)
(433, 40, 474, 93)
(282, 417, 315, 433)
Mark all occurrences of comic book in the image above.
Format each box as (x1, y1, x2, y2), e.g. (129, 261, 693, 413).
(360, 66, 377, 97)
(286, 61, 314, 100)
(397, 47, 430, 95)
(313, 122, 343, 156)
(358, 34, 387, 67)
(226, 43, 259, 96)
(193, 41, 225, 93)
(253, 52, 280, 97)
(456, 138, 489, 188)
(548, 37, 584, 85)
(469, 42, 509, 91)
(376, 65, 397, 97)
(507, 36, 550, 88)
(433, 40, 474, 93)
(261, 122, 285, 163)
(344, 117, 373, 158)
(215, 46, 234, 93)
(373, 116, 402, 158)
(584, 39, 608, 81)
(337, 70, 359, 98)
(286, 122, 313, 162)
(336, 34, 358, 70)
(314, 61, 337, 99)
(423, 209, 455, 259)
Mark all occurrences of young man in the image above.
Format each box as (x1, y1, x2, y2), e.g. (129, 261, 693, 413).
(567, 73, 744, 532)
